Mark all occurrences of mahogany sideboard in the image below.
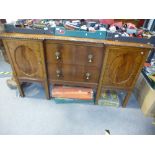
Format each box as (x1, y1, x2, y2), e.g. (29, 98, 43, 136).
(0, 33, 153, 107)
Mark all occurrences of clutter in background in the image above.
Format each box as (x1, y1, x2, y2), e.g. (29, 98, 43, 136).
(0, 24, 5, 33)
(0, 20, 5, 33)
(4, 19, 155, 43)
(105, 20, 155, 44)
(142, 57, 155, 89)
(54, 19, 107, 39)
(6, 19, 107, 32)
(5, 19, 56, 34)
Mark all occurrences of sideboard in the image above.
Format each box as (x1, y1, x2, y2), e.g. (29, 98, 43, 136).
(0, 33, 153, 107)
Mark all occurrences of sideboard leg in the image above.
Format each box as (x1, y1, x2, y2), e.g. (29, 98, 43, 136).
(14, 76, 25, 97)
(95, 88, 100, 105)
(122, 90, 132, 107)
(94, 98, 98, 105)
(44, 81, 50, 99)
(42, 40, 50, 100)
(16, 80, 25, 97)
(95, 85, 103, 105)
(18, 84, 25, 97)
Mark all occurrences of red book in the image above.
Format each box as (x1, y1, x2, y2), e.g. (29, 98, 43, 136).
(52, 86, 93, 100)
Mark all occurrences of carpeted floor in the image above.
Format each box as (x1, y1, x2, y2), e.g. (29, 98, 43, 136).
(0, 77, 155, 135)
(0, 55, 155, 135)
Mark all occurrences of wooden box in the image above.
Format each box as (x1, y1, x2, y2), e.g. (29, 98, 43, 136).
(134, 74, 155, 117)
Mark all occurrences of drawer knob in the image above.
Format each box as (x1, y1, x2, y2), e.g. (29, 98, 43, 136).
(85, 72, 91, 80)
(55, 51, 60, 60)
(56, 69, 61, 78)
(141, 52, 144, 55)
(88, 54, 93, 63)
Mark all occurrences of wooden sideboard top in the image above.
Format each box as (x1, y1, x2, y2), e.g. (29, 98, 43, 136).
(0, 32, 153, 49)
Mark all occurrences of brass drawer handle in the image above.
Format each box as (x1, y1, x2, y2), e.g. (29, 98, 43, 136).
(56, 69, 61, 78)
(55, 51, 61, 60)
(85, 72, 91, 80)
(88, 54, 93, 63)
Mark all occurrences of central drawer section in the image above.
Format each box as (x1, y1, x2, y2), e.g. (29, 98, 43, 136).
(46, 41, 104, 84)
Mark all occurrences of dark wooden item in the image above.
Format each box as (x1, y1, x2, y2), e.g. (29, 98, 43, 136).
(0, 33, 152, 107)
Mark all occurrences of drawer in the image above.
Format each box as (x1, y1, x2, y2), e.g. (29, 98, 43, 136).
(48, 63, 75, 81)
(75, 65, 100, 83)
(46, 43, 104, 68)
(47, 63, 100, 83)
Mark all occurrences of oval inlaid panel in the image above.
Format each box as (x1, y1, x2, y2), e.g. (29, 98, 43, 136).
(15, 45, 38, 76)
(109, 54, 134, 84)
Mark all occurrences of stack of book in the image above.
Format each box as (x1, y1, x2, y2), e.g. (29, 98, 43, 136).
(51, 86, 94, 104)
(98, 90, 120, 107)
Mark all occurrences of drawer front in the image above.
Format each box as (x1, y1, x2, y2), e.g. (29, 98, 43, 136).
(48, 63, 75, 81)
(46, 43, 104, 68)
(75, 66, 100, 83)
(47, 63, 100, 83)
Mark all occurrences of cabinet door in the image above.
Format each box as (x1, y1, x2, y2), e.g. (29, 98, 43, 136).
(102, 46, 149, 89)
(3, 39, 44, 80)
